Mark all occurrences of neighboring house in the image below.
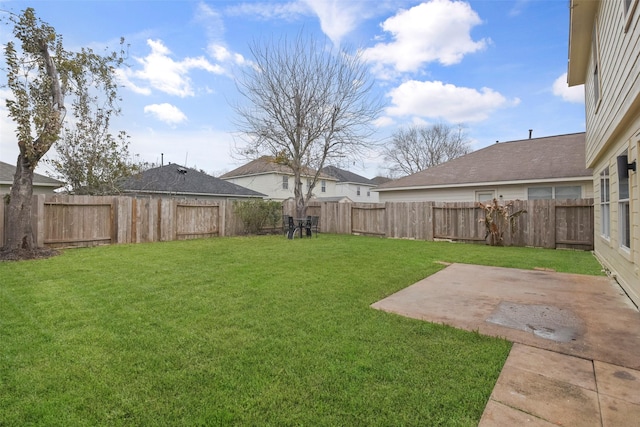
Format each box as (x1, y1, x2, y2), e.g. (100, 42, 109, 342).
(376, 133, 593, 203)
(221, 156, 338, 201)
(568, 0, 640, 305)
(0, 160, 64, 195)
(120, 164, 266, 201)
(320, 165, 379, 202)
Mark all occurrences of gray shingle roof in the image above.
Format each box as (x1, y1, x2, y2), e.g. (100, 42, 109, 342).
(121, 164, 265, 197)
(0, 160, 64, 187)
(320, 165, 375, 185)
(377, 133, 591, 191)
(221, 156, 335, 180)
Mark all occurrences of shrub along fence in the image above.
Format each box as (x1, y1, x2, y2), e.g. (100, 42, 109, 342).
(1, 195, 594, 250)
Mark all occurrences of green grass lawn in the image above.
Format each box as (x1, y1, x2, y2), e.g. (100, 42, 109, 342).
(0, 235, 603, 426)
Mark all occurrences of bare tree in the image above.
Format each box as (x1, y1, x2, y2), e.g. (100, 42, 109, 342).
(2, 7, 124, 255)
(233, 34, 382, 217)
(383, 123, 471, 177)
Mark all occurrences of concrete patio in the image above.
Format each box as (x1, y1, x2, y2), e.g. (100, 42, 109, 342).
(371, 263, 640, 426)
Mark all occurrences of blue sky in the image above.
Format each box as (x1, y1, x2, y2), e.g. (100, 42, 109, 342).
(0, 0, 585, 179)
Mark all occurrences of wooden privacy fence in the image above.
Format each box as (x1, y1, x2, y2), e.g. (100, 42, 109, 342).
(1, 195, 594, 250)
(1, 195, 245, 249)
(284, 198, 594, 250)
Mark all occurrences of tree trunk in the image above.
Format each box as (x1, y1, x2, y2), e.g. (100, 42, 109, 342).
(293, 176, 306, 218)
(4, 155, 36, 251)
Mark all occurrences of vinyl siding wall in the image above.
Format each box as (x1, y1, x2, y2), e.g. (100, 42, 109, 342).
(377, 180, 593, 203)
(585, 1, 640, 306)
(223, 173, 339, 201)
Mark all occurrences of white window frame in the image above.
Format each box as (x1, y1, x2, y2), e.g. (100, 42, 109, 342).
(321, 180, 326, 193)
(600, 167, 610, 239)
(282, 175, 289, 190)
(356, 186, 361, 196)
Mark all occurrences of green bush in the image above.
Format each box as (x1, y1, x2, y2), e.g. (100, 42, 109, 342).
(234, 199, 282, 234)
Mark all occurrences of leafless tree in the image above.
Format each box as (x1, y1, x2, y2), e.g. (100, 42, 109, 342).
(383, 123, 471, 177)
(233, 33, 382, 217)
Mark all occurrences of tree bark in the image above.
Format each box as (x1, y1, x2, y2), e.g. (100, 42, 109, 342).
(4, 155, 36, 250)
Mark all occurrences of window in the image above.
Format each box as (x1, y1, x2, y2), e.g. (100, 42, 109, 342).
(321, 180, 326, 193)
(282, 176, 289, 190)
(476, 191, 495, 202)
(356, 186, 361, 196)
(367, 190, 370, 197)
(592, 22, 602, 108)
(528, 187, 553, 200)
(600, 168, 610, 238)
(619, 155, 631, 249)
(555, 186, 582, 199)
(527, 186, 582, 200)
(306, 179, 311, 190)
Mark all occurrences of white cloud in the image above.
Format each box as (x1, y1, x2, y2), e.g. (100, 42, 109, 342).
(363, 0, 487, 77)
(207, 44, 249, 66)
(121, 39, 224, 98)
(302, 0, 366, 45)
(385, 80, 517, 123)
(195, 2, 225, 41)
(144, 103, 188, 125)
(553, 73, 584, 104)
(225, 1, 309, 21)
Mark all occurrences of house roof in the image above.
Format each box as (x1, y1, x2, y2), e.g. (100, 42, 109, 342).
(376, 132, 592, 191)
(221, 156, 334, 180)
(320, 165, 375, 186)
(371, 176, 393, 185)
(121, 164, 266, 198)
(0, 160, 64, 188)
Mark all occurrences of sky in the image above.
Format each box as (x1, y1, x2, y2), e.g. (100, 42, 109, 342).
(0, 0, 586, 179)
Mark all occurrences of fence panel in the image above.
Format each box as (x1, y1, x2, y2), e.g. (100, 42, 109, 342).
(385, 202, 433, 240)
(432, 203, 486, 243)
(175, 201, 220, 240)
(43, 195, 114, 248)
(351, 203, 386, 236)
(555, 199, 594, 250)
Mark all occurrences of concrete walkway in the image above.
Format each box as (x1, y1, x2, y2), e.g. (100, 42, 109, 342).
(371, 263, 640, 426)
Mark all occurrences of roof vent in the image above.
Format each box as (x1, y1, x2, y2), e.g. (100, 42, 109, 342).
(529, 129, 533, 139)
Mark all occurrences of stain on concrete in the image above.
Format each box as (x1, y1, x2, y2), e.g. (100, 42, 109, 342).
(613, 370, 636, 381)
(486, 302, 584, 343)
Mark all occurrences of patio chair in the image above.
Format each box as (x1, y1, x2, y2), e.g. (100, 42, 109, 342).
(307, 215, 319, 238)
(283, 215, 297, 239)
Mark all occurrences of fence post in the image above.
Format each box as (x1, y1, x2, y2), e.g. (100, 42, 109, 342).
(31, 194, 45, 248)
